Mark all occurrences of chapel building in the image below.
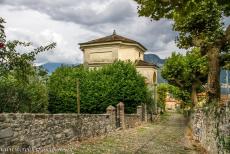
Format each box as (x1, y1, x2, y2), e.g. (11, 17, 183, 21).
(79, 31, 157, 85)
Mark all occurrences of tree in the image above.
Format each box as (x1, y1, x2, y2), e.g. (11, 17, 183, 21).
(135, 0, 230, 103)
(0, 18, 56, 78)
(48, 65, 86, 113)
(161, 48, 208, 105)
(157, 83, 192, 111)
(0, 17, 56, 112)
(0, 65, 50, 113)
(167, 84, 192, 109)
(48, 61, 149, 114)
(85, 61, 148, 113)
(157, 83, 168, 112)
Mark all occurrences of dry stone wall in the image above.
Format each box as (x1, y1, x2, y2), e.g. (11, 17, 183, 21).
(0, 103, 147, 150)
(217, 105, 230, 154)
(0, 113, 112, 149)
(191, 104, 230, 154)
(125, 114, 142, 128)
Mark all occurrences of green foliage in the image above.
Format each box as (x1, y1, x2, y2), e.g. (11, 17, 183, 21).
(161, 48, 208, 105)
(0, 17, 56, 113)
(167, 84, 192, 107)
(221, 136, 230, 151)
(145, 87, 155, 114)
(173, 0, 224, 49)
(0, 67, 49, 113)
(161, 52, 187, 88)
(157, 83, 191, 110)
(48, 61, 148, 114)
(185, 48, 208, 80)
(221, 52, 230, 70)
(135, 0, 230, 20)
(162, 49, 207, 90)
(157, 83, 168, 111)
(135, 0, 230, 101)
(0, 17, 56, 78)
(135, 0, 229, 49)
(48, 65, 86, 113)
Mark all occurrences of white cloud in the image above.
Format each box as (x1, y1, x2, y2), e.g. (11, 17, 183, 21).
(151, 41, 186, 59)
(0, 0, 185, 64)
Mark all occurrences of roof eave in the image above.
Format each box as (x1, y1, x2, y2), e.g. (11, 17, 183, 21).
(79, 41, 147, 52)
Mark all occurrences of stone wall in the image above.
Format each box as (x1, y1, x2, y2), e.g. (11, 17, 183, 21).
(217, 105, 230, 154)
(191, 104, 230, 154)
(125, 114, 142, 128)
(0, 113, 112, 149)
(0, 102, 148, 150)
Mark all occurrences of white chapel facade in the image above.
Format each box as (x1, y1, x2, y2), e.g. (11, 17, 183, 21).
(79, 31, 157, 85)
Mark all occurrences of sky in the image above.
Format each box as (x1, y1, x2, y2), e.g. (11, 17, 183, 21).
(0, 0, 201, 65)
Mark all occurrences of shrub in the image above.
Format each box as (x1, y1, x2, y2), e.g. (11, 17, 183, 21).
(48, 61, 148, 113)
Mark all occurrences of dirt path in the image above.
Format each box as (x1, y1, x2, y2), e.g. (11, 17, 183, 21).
(62, 113, 199, 154)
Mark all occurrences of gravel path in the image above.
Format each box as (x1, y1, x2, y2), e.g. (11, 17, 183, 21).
(62, 113, 199, 154)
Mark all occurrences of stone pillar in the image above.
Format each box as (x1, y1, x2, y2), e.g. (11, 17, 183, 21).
(106, 105, 116, 129)
(117, 102, 125, 129)
(137, 105, 143, 121)
(144, 103, 148, 122)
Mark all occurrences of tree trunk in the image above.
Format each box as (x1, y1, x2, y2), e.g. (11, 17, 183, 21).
(191, 83, 198, 106)
(207, 47, 220, 103)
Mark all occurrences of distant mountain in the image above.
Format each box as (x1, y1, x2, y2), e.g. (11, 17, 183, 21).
(144, 54, 165, 67)
(144, 54, 166, 83)
(42, 63, 62, 73)
(42, 63, 80, 73)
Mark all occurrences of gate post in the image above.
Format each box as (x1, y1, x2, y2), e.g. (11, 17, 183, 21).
(137, 105, 143, 121)
(117, 102, 125, 129)
(106, 105, 116, 129)
(144, 103, 148, 122)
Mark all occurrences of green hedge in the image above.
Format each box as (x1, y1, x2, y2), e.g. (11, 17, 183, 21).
(48, 61, 149, 113)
